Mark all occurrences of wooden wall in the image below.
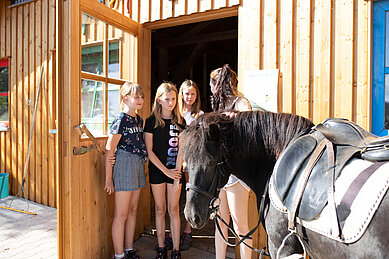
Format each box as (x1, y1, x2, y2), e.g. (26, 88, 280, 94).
(238, 0, 371, 129)
(0, 0, 57, 207)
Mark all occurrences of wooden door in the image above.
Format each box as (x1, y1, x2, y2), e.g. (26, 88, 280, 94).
(57, 1, 151, 258)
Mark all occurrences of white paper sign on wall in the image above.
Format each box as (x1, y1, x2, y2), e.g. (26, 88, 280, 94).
(243, 69, 279, 112)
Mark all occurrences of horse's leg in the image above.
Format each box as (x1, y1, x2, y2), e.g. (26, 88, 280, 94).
(265, 204, 304, 258)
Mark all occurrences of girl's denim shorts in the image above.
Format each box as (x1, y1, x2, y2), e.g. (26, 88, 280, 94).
(113, 149, 146, 192)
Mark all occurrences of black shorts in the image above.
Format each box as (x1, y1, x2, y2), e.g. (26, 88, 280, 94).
(149, 169, 185, 185)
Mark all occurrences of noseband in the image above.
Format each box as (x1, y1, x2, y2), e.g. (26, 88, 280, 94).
(185, 159, 229, 218)
(185, 148, 270, 258)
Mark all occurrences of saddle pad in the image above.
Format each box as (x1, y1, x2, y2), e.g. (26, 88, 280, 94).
(269, 158, 389, 243)
(273, 130, 360, 220)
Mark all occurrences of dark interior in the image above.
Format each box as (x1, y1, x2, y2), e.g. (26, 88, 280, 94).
(151, 16, 238, 112)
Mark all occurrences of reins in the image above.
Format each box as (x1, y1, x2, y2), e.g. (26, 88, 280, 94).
(185, 152, 270, 257)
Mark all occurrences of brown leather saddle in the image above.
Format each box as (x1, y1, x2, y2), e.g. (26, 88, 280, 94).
(273, 118, 389, 222)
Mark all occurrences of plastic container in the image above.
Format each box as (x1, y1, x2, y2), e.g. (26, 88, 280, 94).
(0, 173, 9, 199)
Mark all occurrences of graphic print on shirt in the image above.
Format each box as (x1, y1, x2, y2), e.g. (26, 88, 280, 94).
(166, 124, 179, 167)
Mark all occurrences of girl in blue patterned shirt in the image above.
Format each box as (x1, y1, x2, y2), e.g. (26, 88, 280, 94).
(105, 82, 147, 259)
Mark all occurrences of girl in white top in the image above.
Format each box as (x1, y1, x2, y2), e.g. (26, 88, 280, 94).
(178, 80, 204, 125)
(176, 80, 203, 250)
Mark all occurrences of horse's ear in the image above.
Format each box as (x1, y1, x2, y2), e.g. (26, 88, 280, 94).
(206, 124, 220, 156)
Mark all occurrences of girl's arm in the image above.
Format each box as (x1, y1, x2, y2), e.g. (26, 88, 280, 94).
(105, 134, 121, 194)
(144, 132, 181, 181)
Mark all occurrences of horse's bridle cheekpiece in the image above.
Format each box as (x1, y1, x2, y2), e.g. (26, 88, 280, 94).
(185, 147, 270, 258)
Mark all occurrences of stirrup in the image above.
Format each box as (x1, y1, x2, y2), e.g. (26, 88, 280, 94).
(276, 229, 306, 259)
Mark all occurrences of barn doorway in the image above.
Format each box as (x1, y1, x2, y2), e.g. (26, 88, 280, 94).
(151, 16, 238, 112)
(148, 16, 238, 257)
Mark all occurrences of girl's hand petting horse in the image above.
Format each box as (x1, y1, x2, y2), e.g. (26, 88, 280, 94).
(104, 178, 114, 195)
(165, 168, 181, 181)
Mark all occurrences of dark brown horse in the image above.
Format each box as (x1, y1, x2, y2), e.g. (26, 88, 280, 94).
(182, 111, 389, 258)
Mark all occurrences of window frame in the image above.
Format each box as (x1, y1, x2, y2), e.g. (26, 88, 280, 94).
(80, 14, 127, 137)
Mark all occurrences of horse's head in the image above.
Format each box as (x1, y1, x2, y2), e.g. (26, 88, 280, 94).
(181, 112, 233, 229)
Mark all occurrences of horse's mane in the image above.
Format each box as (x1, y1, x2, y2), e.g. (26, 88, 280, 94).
(181, 111, 314, 163)
(233, 111, 314, 160)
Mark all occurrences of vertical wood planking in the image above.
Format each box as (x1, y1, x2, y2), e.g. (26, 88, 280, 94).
(334, 0, 354, 120)
(0, 1, 5, 56)
(29, 0, 36, 201)
(262, 0, 278, 69)
(173, 0, 186, 17)
(199, 0, 211, 12)
(151, 0, 161, 22)
(48, 0, 56, 207)
(162, 0, 173, 20)
(35, 0, 43, 204)
(42, 0, 49, 205)
(17, 6, 24, 197)
(295, 0, 311, 119)
(131, 0, 139, 22)
(11, 7, 17, 193)
(355, 0, 369, 129)
(139, 0, 150, 23)
(187, 0, 199, 14)
(237, 0, 261, 93)
(23, 4, 30, 199)
(214, 0, 226, 9)
(312, 0, 332, 124)
(279, 0, 294, 113)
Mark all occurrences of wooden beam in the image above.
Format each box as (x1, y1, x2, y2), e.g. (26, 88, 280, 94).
(80, 0, 139, 36)
(157, 29, 237, 47)
(144, 6, 238, 30)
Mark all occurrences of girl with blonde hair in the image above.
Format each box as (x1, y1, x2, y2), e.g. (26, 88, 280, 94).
(144, 82, 185, 259)
(105, 82, 147, 259)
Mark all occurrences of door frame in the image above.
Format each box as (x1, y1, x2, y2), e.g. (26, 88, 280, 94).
(372, 0, 389, 136)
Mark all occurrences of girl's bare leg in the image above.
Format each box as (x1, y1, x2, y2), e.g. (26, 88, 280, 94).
(167, 183, 182, 251)
(151, 183, 167, 247)
(124, 189, 141, 249)
(226, 181, 252, 259)
(215, 188, 230, 259)
(112, 191, 133, 254)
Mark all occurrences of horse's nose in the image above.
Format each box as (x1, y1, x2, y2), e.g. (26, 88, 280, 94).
(184, 205, 206, 229)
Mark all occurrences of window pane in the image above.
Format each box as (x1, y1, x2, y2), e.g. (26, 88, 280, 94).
(0, 66, 9, 121)
(385, 74, 389, 129)
(108, 41, 120, 79)
(81, 79, 104, 136)
(108, 83, 120, 129)
(81, 14, 104, 75)
(107, 24, 132, 80)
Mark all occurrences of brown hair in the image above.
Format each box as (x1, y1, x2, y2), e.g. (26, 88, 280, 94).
(210, 64, 238, 111)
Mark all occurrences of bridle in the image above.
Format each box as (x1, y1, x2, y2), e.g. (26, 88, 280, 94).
(185, 144, 270, 257)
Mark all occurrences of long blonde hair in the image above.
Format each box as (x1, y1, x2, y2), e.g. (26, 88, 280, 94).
(120, 81, 144, 111)
(178, 80, 201, 119)
(151, 82, 183, 128)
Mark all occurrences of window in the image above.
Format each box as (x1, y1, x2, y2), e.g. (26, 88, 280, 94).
(0, 58, 9, 129)
(81, 13, 136, 136)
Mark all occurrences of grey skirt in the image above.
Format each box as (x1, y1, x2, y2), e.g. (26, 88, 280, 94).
(113, 149, 146, 192)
